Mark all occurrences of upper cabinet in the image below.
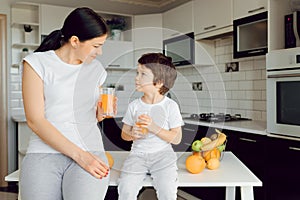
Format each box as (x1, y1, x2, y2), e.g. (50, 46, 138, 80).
(162, 1, 193, 39)
(11, 2, 40, 70)
(233, 0, 267, 20)
(40, 4, 73, 36)
(133, 14, 163, 63)
(193, 0, 233, 40)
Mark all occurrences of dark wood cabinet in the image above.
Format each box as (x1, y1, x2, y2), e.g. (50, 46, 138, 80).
(172, 123, 199, 151)
(265, 137, 300, 200)
(98, 117, 132, 151)
(223, 130, 267, 200)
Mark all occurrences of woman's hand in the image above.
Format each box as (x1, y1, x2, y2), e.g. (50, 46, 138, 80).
(74, 151, 109, 179)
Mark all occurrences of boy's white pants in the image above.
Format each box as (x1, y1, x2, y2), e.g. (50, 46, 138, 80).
(118, 148, 178, 200)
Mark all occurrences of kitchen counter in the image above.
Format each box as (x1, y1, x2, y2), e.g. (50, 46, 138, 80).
(13, 114, 267, 135)
(183, 118, 267, 136)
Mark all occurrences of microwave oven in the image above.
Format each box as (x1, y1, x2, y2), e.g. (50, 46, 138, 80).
(233, 11, 268, 59)
(163, 32, 194, 66)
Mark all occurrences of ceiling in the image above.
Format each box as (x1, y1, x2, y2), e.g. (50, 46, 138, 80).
(19, 0, 192, 15)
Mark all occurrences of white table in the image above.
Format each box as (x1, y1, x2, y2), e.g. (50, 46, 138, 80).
(6, 151, 262, 200)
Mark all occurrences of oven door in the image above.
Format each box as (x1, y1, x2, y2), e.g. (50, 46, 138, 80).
(267, 69, 300, 138)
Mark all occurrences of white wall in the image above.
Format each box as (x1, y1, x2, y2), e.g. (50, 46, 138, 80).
(104, 36, 267, 121)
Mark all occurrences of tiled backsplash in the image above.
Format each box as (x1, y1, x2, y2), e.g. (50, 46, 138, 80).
(10, 36, 266, 121)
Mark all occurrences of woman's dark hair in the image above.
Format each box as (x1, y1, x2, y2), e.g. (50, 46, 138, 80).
(35, 7, 108, 52)
(138, 53, 177, 95)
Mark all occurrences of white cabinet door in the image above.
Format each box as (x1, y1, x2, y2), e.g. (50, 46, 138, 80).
(233, 0, 267, 19)
(194, 0, 233, 38)
(162, 1, 193, 39)
(97, 40, 134, 69)
(40, 4, 73, 35)
(133, 14, 163, 64)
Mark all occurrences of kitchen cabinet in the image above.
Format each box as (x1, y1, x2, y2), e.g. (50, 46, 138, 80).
(224, 130, 267, 200)
(11, 2, 40, 72)
(133, 14, 163, 64)
(16, 122, 32, 168)
(193, 0, 233, 39)
(233, 0, 267, 19)
(172, 123, 199, 152)
(265, 136, 300, 200)
(98, 118, 132, 151)
(40, 4, 73, 35)
(162, 1, 193, 39)
(97, 40, 134, 69)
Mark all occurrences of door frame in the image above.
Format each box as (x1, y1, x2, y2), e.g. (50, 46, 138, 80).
(0, 14, 8, 187)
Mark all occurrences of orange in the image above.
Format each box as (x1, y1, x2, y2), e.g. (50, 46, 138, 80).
(192, 151, 202, 157)
(105, 152, 114, 168)
(185, 154, 206, 174)
(202, 148, 221, 161)
(206, 158, 220, 170)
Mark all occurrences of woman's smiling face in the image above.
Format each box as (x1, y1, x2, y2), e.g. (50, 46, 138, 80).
(79, 34, 107, 64)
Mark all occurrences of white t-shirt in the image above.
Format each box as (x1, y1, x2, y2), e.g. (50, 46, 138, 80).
(122, 97, 184, 153)
(23, 50, 107, 153)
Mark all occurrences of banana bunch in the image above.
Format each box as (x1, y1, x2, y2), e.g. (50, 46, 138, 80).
(191, 129, 227, 152)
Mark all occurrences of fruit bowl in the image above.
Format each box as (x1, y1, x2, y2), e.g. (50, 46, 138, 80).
(185, 129, 227, 173)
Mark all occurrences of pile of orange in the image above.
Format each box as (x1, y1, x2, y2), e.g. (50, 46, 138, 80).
(185, 147, 222, 174)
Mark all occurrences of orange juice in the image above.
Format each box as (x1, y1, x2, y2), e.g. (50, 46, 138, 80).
(135, 121, 148, 134)
(101, 93, 114, 117)
(99, 87, 115, 117)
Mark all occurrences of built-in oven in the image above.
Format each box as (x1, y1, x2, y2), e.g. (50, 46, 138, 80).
(266, 48, 300, 138)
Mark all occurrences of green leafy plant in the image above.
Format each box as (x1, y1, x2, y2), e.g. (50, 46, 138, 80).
(106, 17, 126, 30)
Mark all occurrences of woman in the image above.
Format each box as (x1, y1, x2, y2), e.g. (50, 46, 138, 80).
(20, 7, 112, 200)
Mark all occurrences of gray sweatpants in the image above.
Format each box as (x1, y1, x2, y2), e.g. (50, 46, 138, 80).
(19, 152, 109, 200)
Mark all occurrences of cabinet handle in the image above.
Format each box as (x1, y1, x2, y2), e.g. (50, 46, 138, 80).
(248, 7, 265, 13)
(183, 128, 196, 132)
(108, 64, 120, 67)
(204, 25, 216, 30)
(239, 137, 257, 143)
(289, 147, 300, 151)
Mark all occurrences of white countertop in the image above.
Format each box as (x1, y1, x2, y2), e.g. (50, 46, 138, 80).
(183, 118, 267, 135)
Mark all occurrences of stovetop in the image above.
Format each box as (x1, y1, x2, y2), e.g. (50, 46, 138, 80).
(185, 113, 252, 123)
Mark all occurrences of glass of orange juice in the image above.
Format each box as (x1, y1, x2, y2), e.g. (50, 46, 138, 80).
(99, 87, 115, 118)
(135, 110, 149, 135)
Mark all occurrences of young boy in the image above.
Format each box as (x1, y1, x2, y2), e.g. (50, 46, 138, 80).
(118, 53, 184, 200)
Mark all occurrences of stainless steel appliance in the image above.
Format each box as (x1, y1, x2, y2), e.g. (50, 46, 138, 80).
(285, 11, 300, 49)
(233, 11, 268, 58)
(186, 113, 251, 123)
(163, 32, 194, 66)
(267, 48, 300, 138)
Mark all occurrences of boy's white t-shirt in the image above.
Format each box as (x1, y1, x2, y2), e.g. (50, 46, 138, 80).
(122, 97, 184, 153)
(23, 50, 107, 153)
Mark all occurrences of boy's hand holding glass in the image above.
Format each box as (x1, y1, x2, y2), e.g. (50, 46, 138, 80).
(132, 111, 150, 139)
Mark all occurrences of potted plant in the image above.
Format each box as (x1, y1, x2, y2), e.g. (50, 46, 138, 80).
(106, 17, 126, 40)
(23, 24, 33, 43)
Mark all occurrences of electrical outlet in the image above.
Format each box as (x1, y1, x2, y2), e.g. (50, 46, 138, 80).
(192, 82, 202, 91)
(225, 62, 239, 72)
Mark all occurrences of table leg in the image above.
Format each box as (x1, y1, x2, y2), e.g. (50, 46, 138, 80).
(240, 186, 254, 200)
(225, 186, 235, 200)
